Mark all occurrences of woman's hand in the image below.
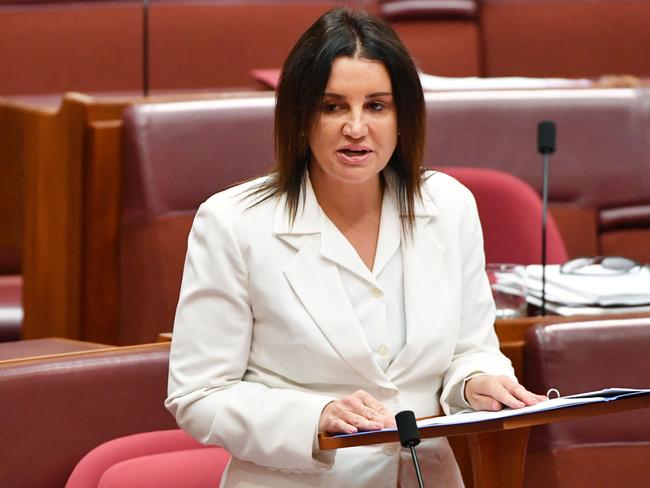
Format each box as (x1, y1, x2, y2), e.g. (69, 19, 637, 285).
(464, 375, 547, 411)
(319, 389, 397, 434)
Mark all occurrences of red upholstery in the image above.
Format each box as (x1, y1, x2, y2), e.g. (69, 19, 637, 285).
(380, 0, 480, 76)
(480, 0, 650, 78)
(0, 0, 142, 95)
(148, 1, 370, 90)
(0, 343, 176, 487)
(423, 88, 650, 261)
(4, 0, 650, 96)
(119, 97, 276, 344)
(524, 317, 650, 488)
(115, 89, 650, 344)
(441, 167, 568, 264)
(66, 430, 230, 488)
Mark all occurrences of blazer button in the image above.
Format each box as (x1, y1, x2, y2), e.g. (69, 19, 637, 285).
(383, 444, 399, 456)
(371, 287, 383, 298)
(377, 344, 389, 357)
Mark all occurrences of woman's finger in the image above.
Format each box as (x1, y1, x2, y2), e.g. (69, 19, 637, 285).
(466, 375, 549, 411)
(354, 390, 396, 428)
(469, 393, 503, 411)
(338, 410, 384, 431)
(504, 380, 545, 406)
(326, 416, 357, 434)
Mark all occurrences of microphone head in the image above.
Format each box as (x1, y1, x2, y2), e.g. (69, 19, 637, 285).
(537, 120, 556, 154)
(395, 410, 420, 448)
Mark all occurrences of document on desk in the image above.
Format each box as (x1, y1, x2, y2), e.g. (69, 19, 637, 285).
(417, 388, 650, 428)
(327, 389, 650, 440)
(524, 265, 650, 306)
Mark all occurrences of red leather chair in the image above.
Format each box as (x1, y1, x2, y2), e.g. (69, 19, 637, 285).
(441, 167, 569, 265)
(0, 343, 176, 487)
(524, 317, 650, 488)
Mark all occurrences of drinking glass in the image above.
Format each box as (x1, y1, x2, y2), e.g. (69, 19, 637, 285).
(486, 263, 527, 319)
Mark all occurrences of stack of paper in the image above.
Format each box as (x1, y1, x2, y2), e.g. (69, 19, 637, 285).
(491, 265, 650, 316)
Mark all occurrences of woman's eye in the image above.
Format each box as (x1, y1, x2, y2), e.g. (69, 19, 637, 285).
(322, 103, 341, 113)
(367, 102, 386, 112)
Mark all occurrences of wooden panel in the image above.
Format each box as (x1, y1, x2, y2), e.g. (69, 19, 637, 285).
(22, 97, 87, 339)
(549, 205, 599, 259)
(82, 120, 123, 344)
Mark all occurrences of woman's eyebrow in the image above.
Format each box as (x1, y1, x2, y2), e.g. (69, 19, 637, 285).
(322, 92, 393, 99)
(366, 92, 393, 98)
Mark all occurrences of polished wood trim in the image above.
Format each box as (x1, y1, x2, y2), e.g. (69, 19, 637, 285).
(82, 120, 123, 344)
(0, 341, 170, 366)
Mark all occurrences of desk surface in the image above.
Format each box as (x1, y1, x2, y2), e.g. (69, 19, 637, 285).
(318, 392, 650, 450)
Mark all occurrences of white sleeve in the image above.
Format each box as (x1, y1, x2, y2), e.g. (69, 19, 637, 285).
(439, 186, 517, 414)
(165, 200, 335, 472)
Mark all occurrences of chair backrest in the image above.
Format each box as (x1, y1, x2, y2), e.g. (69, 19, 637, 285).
(0, 343, 176, 488)
(378, 0, 480, 76)
(0, 0, 142, 95)
(480, 0, 650, 78)
(423, 88, 650, 261)
(441, 167, 568, 264)
(524, 317, 650, 487)
(119, 96, 276, 344)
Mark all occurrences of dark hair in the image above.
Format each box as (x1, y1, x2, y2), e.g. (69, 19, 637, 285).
(251, 7, 425, 232)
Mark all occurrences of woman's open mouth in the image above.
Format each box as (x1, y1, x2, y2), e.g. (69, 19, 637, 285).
(337, 148, 372, 162)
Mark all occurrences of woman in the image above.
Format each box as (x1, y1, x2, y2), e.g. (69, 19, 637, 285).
(166, 8, 544, 487)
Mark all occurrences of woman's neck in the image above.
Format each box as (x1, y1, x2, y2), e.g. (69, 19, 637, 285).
(309, 170, 384, 226)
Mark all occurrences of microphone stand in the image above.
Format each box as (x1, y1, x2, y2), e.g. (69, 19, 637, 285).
(408, 444, 426, 488)
(537, 120, 556, 317)
(541, 151, 549, 316)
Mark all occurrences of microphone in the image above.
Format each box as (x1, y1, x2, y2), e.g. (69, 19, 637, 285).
(537, 121, 556, 316)
(395, 410, 425, 488)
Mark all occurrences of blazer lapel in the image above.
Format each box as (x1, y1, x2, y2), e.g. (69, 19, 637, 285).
(388, 190, 445, 379)
(274, 180, 393, 388)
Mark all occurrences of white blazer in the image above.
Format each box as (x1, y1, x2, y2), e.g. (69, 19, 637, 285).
(166, 170, 515, 487)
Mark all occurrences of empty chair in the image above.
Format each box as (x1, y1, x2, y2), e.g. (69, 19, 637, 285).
(115, 97, 277, 345)
(0, 343, 175, 487)
(524, 317, 650, 488)
(440, 167, 568, 264)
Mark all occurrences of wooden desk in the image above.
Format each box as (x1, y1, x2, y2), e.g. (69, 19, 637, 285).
(319, 394, 650, 488)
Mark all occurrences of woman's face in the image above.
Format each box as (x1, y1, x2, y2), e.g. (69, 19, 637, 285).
(308, 56, 398, 190)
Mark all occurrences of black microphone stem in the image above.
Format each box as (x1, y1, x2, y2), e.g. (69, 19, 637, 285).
(541, 152, 550, 316)
(409, 445, 426, 488)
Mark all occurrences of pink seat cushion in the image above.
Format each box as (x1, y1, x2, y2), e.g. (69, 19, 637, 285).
(66, 429, 229, 488)
(98, 447, 230, 488)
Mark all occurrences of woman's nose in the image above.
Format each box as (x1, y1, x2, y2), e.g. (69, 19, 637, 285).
(342, 112, 368, 138)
